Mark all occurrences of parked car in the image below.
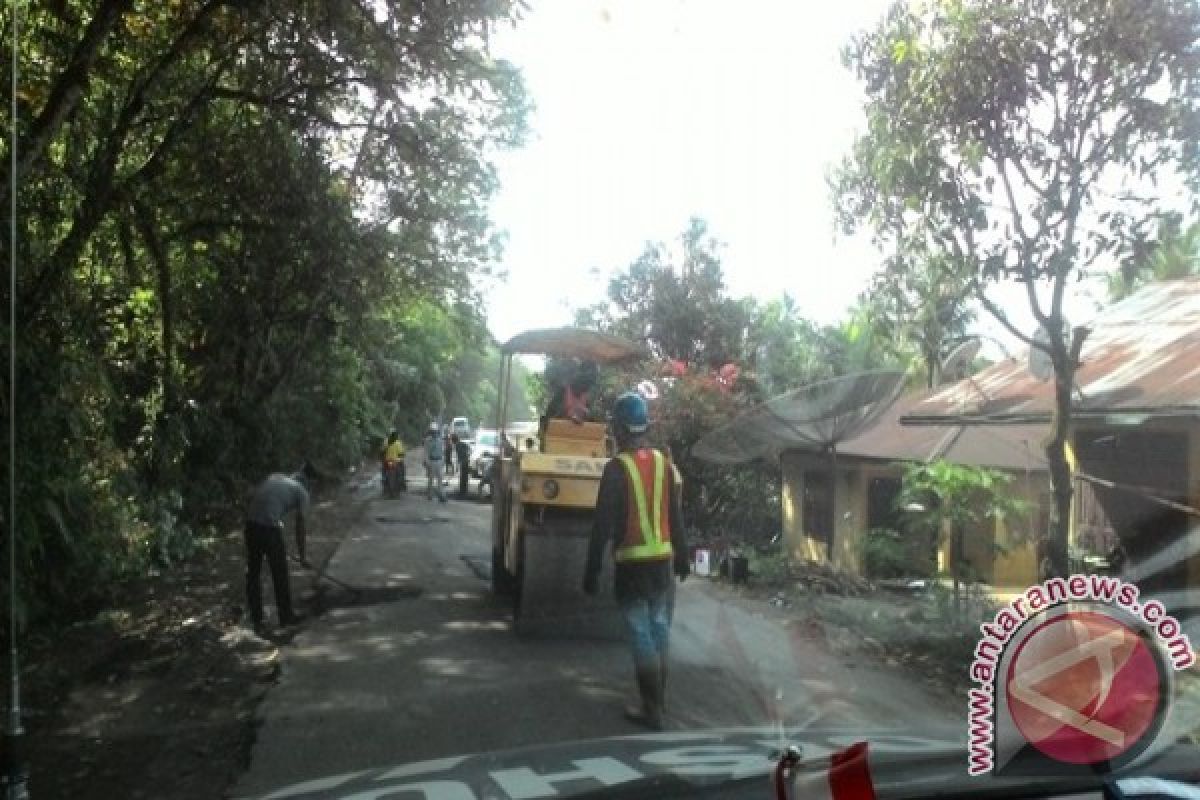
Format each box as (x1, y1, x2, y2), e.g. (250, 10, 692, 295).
(470, 428, 501, 477)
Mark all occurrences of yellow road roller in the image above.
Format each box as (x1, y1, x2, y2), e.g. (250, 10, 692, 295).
(490, 328, 645, 637)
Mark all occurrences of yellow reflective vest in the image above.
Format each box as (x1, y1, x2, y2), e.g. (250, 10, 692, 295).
(613, 449, 674, 564)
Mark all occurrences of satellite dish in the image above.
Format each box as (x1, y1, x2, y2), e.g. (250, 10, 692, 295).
(690, 370, 906, 562)
(940, 338, 982, 381)
(690, 371, 907, 463)
(1028, 318, 1067, 382)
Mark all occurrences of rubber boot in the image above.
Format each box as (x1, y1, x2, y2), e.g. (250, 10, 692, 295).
(624, 665, 664, 730)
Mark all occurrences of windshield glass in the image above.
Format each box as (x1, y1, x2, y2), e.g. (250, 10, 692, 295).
(7, 1, 1200, 799)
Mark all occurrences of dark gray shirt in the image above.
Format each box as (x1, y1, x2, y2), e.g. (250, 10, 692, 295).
(246, 474, 310, 527)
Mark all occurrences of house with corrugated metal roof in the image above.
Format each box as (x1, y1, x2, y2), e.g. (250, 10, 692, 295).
(695, 278, 1200, 599)
(902, 278, 1200, 598)
(690, 370, 1055, 591)
(780, 389, 1050, 589)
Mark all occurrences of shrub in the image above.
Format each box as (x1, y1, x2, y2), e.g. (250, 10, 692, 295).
(861, 528, 909, 579)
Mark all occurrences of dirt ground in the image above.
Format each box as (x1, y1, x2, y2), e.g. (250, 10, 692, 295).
(18, 480, 369, 800)
(720, 561, 981, 697)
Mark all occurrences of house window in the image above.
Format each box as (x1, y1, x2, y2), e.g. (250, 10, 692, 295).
(867, 476, 903, 532)
(803, 470, 832, 543)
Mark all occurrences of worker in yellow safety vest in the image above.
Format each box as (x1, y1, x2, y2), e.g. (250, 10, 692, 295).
(583, 390, 690, 730)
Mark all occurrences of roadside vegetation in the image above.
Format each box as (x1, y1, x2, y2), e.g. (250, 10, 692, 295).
(3, 1, 530, 626)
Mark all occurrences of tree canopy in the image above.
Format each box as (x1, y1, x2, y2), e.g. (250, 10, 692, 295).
(834, 0, 1200, 577)
(1107, 218, 1200, 300)
(2, 1, 529, 622)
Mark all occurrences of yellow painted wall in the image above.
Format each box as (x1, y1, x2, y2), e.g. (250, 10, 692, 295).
(963, 422, 1200, 593)
(991, 473, 1043, 590)
(831, 464, 866, 573)
(781, 451, 863, 565)
(780, 451, 807, 560)
(782, 450, 1050, 594)
(930, 471, 1043, 590)
(781, 421, 1200, 593)
(781, 454, 910, 574)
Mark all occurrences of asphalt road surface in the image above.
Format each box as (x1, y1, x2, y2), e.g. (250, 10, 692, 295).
(232, 467, 959, 798)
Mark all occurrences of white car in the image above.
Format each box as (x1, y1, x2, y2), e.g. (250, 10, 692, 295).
(470, 428, 501, 477)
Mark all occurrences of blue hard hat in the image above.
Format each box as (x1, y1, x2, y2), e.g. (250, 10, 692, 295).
(612, 391, 649, 434)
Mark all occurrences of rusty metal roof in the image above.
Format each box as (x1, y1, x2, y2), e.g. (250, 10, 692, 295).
(903, 279, 1200, 426)
(836, 391, 1049, 471)
(690, 372, 1048, 470)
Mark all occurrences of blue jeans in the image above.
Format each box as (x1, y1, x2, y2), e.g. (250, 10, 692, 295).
(619, 585, 674, 667)
(425, 459, 446, 501)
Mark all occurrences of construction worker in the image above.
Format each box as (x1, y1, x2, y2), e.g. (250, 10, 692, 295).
(452, 433, 471, 498)
(583, 391, 689, 730)
(539, 360, 599, 450)
(443, 427, 455, 475)
(244, 463, 317, 633)
(382, 430, 406, 494)
(423, 424, 447, 503)
(546, 360, 599, 423)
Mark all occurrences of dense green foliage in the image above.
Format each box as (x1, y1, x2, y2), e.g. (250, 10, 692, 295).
(898, 460, 1029, 611)
(1107, 219, 1200, 301)
(1, 1, 529, 623)
(860, 527, 931, 581)
(858, 253, 976, 389)
(833, 0, 1200, 577)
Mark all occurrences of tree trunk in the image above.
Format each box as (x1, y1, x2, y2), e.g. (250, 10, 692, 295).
(1042, 388, 1072, 579)
(1040, 332, 1086, 580)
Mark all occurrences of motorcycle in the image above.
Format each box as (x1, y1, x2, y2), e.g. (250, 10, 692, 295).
(383, 458, 407, 496)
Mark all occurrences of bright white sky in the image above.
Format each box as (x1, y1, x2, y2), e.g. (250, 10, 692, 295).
(482, 0, 1107, 356)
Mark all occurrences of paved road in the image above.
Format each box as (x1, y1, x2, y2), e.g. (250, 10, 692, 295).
(232, 467, 960, 798)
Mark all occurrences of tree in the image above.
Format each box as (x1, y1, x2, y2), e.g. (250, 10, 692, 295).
(860, 251, 977, 388)
(820, 299, 918, 379)
(1, 1, 529, 622)
(747, 295, 834, 394)
(1107, 218, 1200, 301)
(898, 461, 1028, 616)
(833, 0, 1200, 579)
(602, 218, 755, 367)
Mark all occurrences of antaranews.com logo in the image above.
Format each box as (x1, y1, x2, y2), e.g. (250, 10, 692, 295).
(967, 574, 1195, 777)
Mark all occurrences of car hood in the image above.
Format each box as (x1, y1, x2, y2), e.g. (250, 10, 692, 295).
(244, 727, 1199, 800)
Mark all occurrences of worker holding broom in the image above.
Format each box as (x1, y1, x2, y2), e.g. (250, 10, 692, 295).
(243, 462, 316, 633)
